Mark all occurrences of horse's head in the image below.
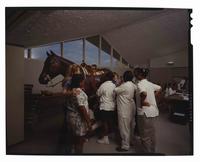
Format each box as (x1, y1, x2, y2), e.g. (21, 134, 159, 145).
(39, 51, 65, 84)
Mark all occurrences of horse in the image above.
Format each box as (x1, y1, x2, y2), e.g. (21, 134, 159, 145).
(39, 51, 117, 152)
(39, 50, 111, 114)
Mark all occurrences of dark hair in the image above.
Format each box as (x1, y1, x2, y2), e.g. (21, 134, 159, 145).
(133, 67, 141, 77)
(123, 71, 133, 82)
(104, 71, 114, 82)
(70, 74, 84, 88)
(141, 68, 149, 78)
(134, 68, 149, 78)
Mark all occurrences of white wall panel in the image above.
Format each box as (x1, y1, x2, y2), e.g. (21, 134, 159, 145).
(6, 45, 24, 146)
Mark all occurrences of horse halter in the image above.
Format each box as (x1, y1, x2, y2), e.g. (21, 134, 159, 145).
(40, 55, 62, 86)
(43, 72, 64, 88)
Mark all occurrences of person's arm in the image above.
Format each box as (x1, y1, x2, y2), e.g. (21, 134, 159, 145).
(114, 85, 125, 94)
(133, 85, 137, 103)
(96, 84, 103, 97)
(155, 89, 162, 96)
(138, 83, 150, 107)
(140, 91, 150, 106)
(76, 92, 92, 130)
(64, 88, 81, 98)
(152, 83, 162, 97)
(79, 106, 92, 130)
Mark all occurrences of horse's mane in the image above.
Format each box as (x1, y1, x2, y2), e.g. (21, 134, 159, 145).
(53, 52, 74, 65)
(50, 50, 112, 77)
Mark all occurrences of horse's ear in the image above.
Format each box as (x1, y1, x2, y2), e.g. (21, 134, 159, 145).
(50, 50, 55, 55)
(46, 51, 50, 56)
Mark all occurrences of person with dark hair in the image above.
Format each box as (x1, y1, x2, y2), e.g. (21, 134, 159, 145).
(134, 68, 162, 153)
(113, 72, 120, 86)
(133, 68, 141, 84)
(114, 71, 137, 151)
(164, 82, 176, 97)
(96, 71, 116, 144)
(64, 74, 91, 153)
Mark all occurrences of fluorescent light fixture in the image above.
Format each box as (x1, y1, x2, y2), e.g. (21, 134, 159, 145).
(167, 61, 174, 65)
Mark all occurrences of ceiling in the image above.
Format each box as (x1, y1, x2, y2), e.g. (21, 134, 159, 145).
(6, 8, 190, 65)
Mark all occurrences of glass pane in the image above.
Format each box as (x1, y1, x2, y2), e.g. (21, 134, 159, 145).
(24, 49, 28, 59)
(63, 39, 83, 64)
(85, 36, 99, 65)
(101, 51, 111, 68)
(113, 49, 120, 61)
(31, 43, 61, 61)
(101, 37, 111, 68)
(112, 57, 120, 69)
(122, 57, 128, 66)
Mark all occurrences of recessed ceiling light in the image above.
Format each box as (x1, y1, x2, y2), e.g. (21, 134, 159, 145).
(167, 61, 174, 65)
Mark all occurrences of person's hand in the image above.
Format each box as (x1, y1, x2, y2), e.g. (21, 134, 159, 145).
(73, 89, 81, 96)
(63, 89, 73, 96)
(142, 101, 150, 107)
(88, 122, 92, 131)
(86, 122, 92, 135)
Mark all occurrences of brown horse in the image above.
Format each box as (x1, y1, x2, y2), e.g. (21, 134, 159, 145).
(39, 50, 111, 110)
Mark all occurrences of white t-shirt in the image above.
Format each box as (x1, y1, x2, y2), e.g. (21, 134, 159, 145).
(136, 79, 161, 117)
(97, 81, 116, 111)
(114, 81, 136, 118)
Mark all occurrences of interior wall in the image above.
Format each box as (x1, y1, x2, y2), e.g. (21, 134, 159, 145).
(149, 51, 189, 86)
(149, 67, 188, 86)
(6, 45, 24, 146)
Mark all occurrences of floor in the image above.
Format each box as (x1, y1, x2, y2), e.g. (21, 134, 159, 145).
(7, 111, 192, 155)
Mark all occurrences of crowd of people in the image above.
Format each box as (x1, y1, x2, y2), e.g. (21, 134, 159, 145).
(63, 68, 162, 154)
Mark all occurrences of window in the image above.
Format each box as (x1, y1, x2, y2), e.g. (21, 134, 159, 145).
(63, 39, 83, 64)
(85, 36, 99, 65)
(31, 43, 61, 61)
(122, 57, 128, 66)
(129, 64, 133, 69)
(101, 37, 111, 68)
(24, 49, 28, 59)
(112, 49, 121, 69)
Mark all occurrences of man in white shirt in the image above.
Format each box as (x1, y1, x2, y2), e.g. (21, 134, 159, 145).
(114, 71, 137, 152)
(164, 83, 176, 97)
(134, 68, 161, 153)
(96, 71, 116, 144)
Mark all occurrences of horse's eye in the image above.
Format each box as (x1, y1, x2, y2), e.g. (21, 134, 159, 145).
(50, 59, 57, 64)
